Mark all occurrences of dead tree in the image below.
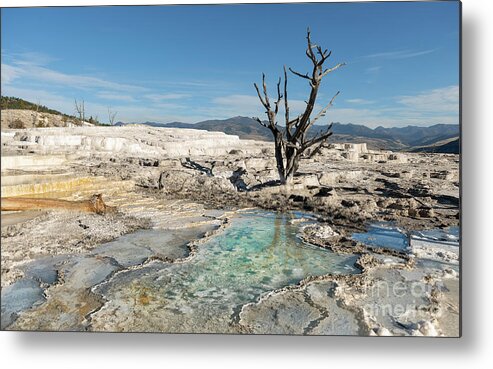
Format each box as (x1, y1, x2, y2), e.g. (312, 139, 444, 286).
(253, 29, 345, 185)
(107, 107, 117, 125)
(74, 98, 85, 125)
(1, 194, 114, 215)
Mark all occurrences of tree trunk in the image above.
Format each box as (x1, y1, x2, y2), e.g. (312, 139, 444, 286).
(284, 156, 299, 185)
(274, 135, 286, 184)
(1, 194, 114, 215)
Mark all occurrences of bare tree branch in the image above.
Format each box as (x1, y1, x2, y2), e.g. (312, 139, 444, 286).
(283, 140, 301, 149)
(274, 77, 283, 115)
(262, 73, 271, 109)
(284, 66, 293, 140)
(305, 28, 317, 64)
(253, 117, 268, 128)
(254, 75, 281, 133)
(303, 125, 334, 150)
(107, 107, 117, 125)
(307, 140, 329, 158)
(254, 82, 267, 108)
(321, 63, 346, 77)
(288, 67, 311, 80)
(309, 91, 340, 127)
(252, 29, 344, 184)
(74, 98, 85, 125)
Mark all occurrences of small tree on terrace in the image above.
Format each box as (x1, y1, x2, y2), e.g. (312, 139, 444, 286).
(107, 107, 117, 125)
(253, 29, 345, 185)
(74, 98, 85, 125)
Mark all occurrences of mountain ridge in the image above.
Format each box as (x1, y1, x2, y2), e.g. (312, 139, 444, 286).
(0, 97, 458, 153)
(116, 116, 459, 152)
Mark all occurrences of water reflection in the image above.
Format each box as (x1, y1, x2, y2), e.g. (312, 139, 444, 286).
(93, 210, 359, 332)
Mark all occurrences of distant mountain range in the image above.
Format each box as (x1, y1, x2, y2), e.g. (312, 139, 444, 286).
(116, 116, 459, 153)
(2, 96, 458, 153)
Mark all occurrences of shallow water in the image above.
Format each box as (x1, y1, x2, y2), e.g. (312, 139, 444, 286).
(351, 222, 409, 251)
(1, 279, 45, 329)
(92, 210, 359, 333)
(412, 226, 460, 246)
(1, 224, 217, 330)
(352, 223, 460, 254)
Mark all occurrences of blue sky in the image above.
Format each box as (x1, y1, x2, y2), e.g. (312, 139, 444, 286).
(1, 2, 460, 127)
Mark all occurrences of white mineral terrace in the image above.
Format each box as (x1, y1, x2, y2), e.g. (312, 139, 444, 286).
(1, 126, 269, 158)
(1, 126, 405, 199)
(0, 124, 458, 336)
(1, 126, 400, 164)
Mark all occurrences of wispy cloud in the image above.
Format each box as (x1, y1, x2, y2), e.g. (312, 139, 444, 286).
(366, 66, 382, 73)
(152, 102, 188, 110)
(2, 85, 88, 118)
(208, 95, 265, 118)
(3, 82, 459, 128)
(8, 51, 59, 66)
(327, 85, 459, 127)
(2, 49, 458, 128)
(138, 79, 220, 89)
(210, 94, 321, 121)
(329, 107, 457, 128)
(210, 93, 455, 128)
(144, 93, 191, 102)
(15, 64, 146, 92)
(3, 53, 146, 92)
(1, 85, 205, 124)
(361, 49, 437, 60)
(346, 98, 375, 105)
(97, 92, 136, 102)
(397, 85, 459, 114)
(1, 64, 22, 84)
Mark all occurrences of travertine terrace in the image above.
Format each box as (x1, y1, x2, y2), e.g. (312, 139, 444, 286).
(1, 125, 460, 335)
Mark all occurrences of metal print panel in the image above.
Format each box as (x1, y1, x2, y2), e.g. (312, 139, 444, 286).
(0, 1, 461, 336)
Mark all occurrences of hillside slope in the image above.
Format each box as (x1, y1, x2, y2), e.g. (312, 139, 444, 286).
(121, 116, 459, 152)
(1, 96, 96, 129)
(410, 137, 460, 154)
(1, 96, 68, 116)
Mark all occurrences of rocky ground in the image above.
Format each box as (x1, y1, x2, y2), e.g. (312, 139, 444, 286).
(79, 138, 458, 234)
(1, 126, 460, 335)
(1, 109, 93, 129)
